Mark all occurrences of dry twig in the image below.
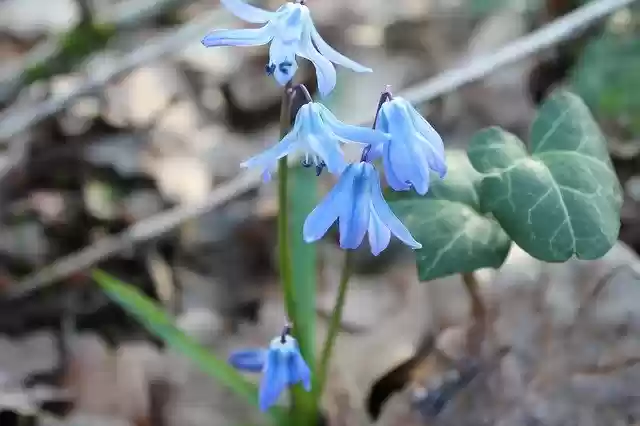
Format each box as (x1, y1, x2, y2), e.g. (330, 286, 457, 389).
(0, 0, 202, 105)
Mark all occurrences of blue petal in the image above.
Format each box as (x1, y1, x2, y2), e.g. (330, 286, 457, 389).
(305, 105, 347, 174)
(241, 119, 301, 171)
(382, 139, 411, 191)
(415, 132, 446, 180)
(399, 99, 447, 178)
(288, 351, 312, 391)
(317, 104, 389, 147)
(386, 104, 431, 195)
(366, 142, 384, 162)
(202, 26, 273, 47)
(368, 207, 391, 256)
(303, 164, 358, 243)
(277, 4, 305, 42)
(221, 0, 275, 23)
(338, 163, 371, 250)
(228, 348, 267, 373)
(309, 21, 372, 73)
(298, 31, 337, 97)
(369, 167, 421, 249)
(259, 349, 288, 412)
(307, 134, 346, 175)
(374, 109, 391, 133)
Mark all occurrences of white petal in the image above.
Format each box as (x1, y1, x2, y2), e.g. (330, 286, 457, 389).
(298, 29, 337, 97)
(202, 25, 273, 47)
(309, 21, 372, 73)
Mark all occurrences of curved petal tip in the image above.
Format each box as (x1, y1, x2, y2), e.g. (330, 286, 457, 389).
(228, 348, 267, 373)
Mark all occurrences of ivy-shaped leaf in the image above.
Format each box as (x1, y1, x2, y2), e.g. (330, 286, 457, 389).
(467, 90, 622, 262)
(390, 150, 511, 281)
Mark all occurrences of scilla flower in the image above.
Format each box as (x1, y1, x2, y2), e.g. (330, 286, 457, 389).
(241, 101, 387, 180)
(303, 161, 421, 255)
(228, 325, 311, 411)
(371, 97, 447, 195)
(201, 0, 372, 96)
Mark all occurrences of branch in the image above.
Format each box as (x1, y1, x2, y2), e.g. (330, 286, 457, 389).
(8, 170, 263, 299)
(6, 0, 636, 299)
(0, 0, 205, 108)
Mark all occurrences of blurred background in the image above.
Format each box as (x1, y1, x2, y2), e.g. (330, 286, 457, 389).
(0, 0, 639, 425)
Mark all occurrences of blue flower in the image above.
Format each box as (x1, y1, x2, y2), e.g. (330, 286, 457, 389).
(241, 101, 387, 180)
(303, 161, 421, 255)
(201, 0, 372, 96)
(228, 334, 311, 412)
(369, 97, 447, 195)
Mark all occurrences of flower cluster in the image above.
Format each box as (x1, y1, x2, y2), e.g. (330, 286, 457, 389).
(243, 87, 446, 256)
(204, 0, 447, 411)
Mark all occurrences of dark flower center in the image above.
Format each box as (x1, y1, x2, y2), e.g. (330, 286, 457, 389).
(279, 61, 293, 75)
(265, 63, 276, 75)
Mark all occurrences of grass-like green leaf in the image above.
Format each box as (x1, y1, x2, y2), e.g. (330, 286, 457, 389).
(467, 90, 622, 261)
(390, 150, 511, 281)
(92, 270, 284, 423)
(288, 164, 316, 366)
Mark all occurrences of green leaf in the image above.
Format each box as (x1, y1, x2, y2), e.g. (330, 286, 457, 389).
(467, 90, 622, 262)
(288, 164, 316, 367)
(571, 32, 640, 134)
(286, 164, 318, 426)
(92, 270, 283, 423)
(390, 150, 511, 281)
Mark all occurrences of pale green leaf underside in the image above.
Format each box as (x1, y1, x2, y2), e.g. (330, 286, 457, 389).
(467, 90, 622, 262)
(391, 150, 511, 281)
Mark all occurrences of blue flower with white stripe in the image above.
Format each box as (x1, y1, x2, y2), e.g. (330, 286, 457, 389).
(369, 97, 447, 195)
(228, 327, 311, 412)
(201, 0, 372, 96)
(303, 161, 421, 255)
(241, 101, 388, 180)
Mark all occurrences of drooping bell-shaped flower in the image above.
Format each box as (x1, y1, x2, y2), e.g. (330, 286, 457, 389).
(303, 161, 421, 255)
(202, 0, 372, 96)
(228, 329, 311, 412)
(241, 101, 387, 180)
(370, 97, 447, 195)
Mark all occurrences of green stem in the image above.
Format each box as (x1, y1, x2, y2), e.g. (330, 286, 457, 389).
(314, 250, 353, 400)
(278, 156, 296, 324)
(277, 84, 297, 333)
